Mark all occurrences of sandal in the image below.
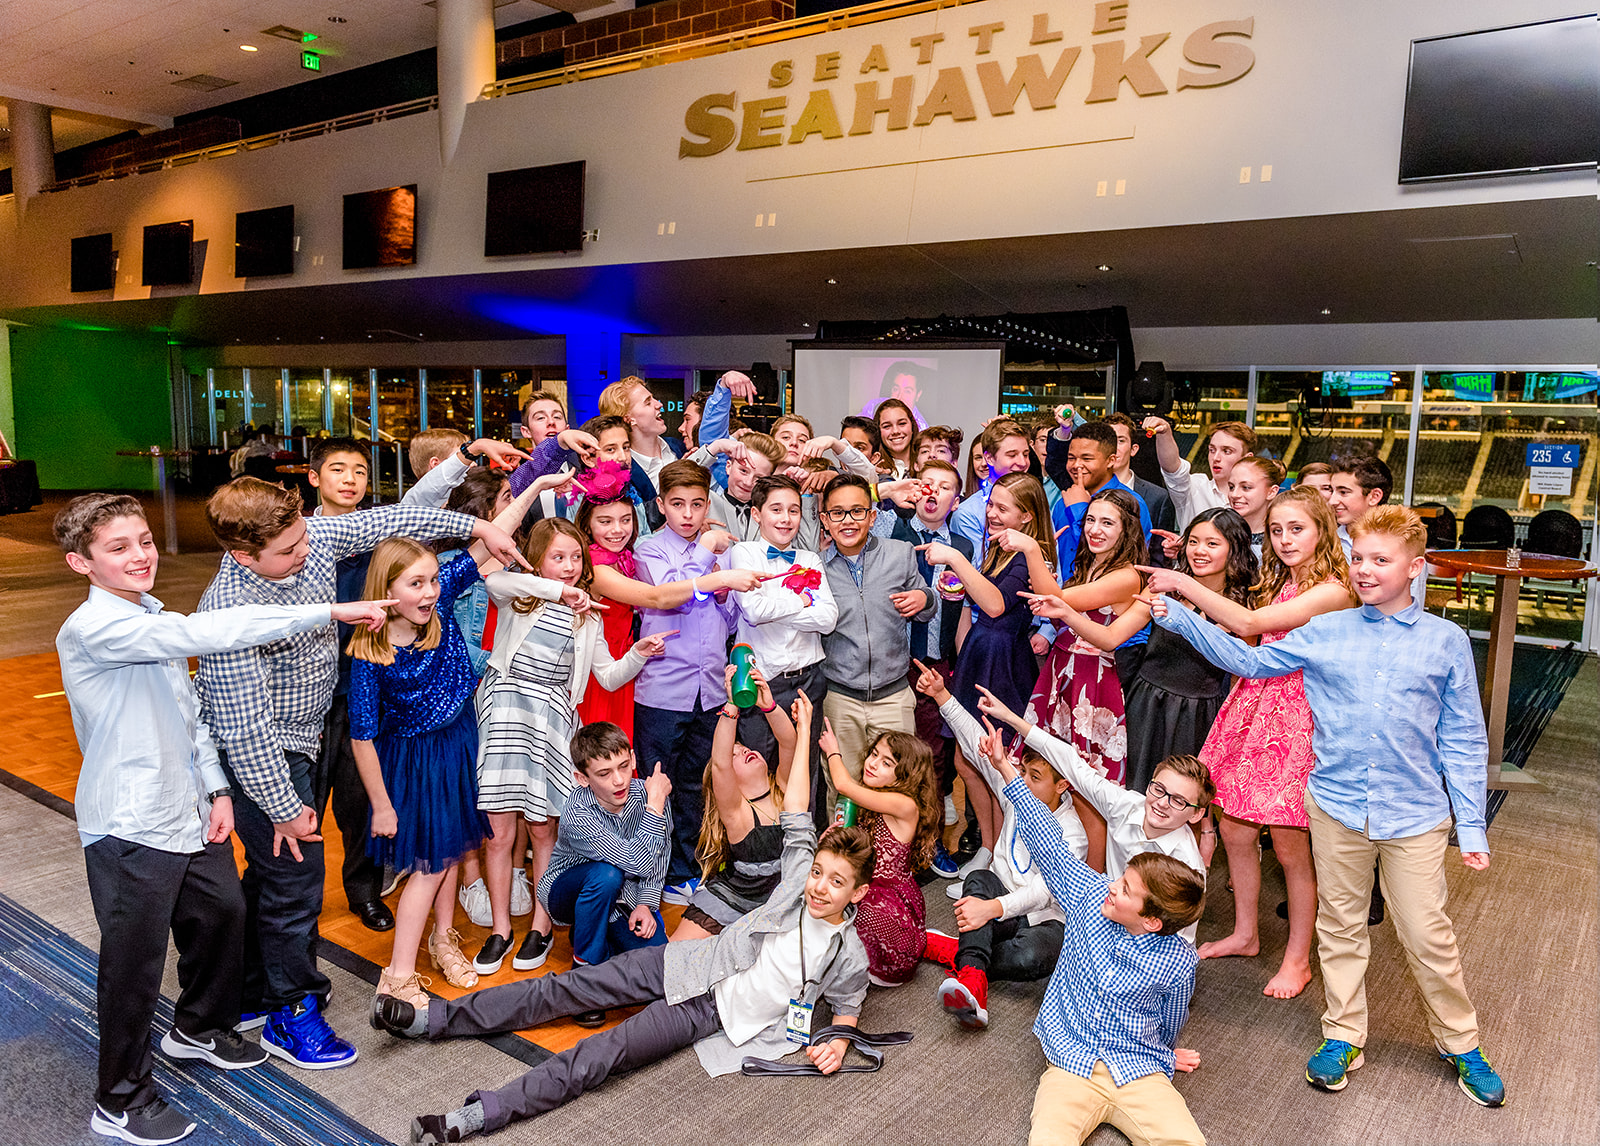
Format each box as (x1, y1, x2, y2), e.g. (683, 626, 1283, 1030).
(428, 928, 480, 989)
(377, 967, 432, 1009)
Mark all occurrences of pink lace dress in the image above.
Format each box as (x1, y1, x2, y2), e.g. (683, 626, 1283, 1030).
(854, 816, 925, 984)
(1198, 580, 1317, 828)
(1025, 604, 1129, 785)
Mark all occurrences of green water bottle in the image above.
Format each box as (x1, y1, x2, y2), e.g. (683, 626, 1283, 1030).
(730, 643, 759, 708)
(833, 795, 859, 827)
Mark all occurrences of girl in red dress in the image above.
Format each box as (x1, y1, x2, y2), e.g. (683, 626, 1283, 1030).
(1142, 485, 1354, 998)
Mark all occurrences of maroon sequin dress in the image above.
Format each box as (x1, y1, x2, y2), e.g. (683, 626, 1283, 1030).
(855, 816, 925, 984)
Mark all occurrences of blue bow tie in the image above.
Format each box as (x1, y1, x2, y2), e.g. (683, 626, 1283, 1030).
(767, 545, 797, 563)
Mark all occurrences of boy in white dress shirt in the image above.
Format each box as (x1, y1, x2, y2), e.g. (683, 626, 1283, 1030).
(53, 494, 388, 1146)
(727, 474, 838, 814)
(1142, 417, 1258, 533)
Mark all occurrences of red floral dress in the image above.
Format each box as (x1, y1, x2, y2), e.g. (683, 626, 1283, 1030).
(576, 544, 636, 738)
(855, 816, 925, 985)
(1199, 580, 1318, 828)
(1025, 604, 1129, 785)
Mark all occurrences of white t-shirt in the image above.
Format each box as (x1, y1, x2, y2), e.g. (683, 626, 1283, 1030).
(713, 910, 846, 1046)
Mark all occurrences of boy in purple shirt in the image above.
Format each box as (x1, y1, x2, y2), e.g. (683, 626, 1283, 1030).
(631, 460, 756, 900)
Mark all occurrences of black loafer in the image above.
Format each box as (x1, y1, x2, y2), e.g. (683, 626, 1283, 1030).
(371, 993, 420, 1037)
(512, 929, 552, 972)
(474, 932, 513, 974)
(355, 899, 395, 932)
(573, 1009, 607, 1028)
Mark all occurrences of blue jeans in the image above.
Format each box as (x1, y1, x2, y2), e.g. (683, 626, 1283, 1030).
(546, 862, 666, 966)
(633, 699, 718, 886)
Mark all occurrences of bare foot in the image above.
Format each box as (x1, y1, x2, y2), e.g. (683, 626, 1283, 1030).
(1197, 933, 1260, 959)
(1174, 1047, 1201, 1073)
(1263, 960, 1313, 999)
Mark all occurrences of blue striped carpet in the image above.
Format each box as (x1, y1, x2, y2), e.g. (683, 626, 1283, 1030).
(0, 893, 391, 1146)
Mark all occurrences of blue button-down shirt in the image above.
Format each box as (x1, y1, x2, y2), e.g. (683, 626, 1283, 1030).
(1006, 777, 1197, 1084)
(58, 588, 331, 852)
(1157, 598, 1490, 853)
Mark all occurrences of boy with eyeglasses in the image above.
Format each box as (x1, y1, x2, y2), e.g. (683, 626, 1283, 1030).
(815, 474, 935, 816)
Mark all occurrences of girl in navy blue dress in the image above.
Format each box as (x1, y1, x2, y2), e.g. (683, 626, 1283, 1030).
(918, 472, 1055, 862)
(350, 537, 496, 1007)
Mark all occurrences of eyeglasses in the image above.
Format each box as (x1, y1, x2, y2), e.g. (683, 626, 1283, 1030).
(1147, 781, 1201, 813)
(823, 506, 870, 522)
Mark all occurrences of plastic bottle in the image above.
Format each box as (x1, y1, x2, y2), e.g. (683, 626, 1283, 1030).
(833, 796, 859, 827)
(730, 643, 758, 708)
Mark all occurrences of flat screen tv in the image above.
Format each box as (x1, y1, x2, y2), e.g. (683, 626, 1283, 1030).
(484, 161, 585, 257)
(343, 185, 417, 269)
(235, 204, 295, 278)
(142, 220, 194, 286)
(1400, 15, 1600, 183)
(70, 232, 115, 292)
(1321, 371, 1392, 399)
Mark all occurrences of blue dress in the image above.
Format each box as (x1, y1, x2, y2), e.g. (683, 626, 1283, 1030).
(949, 553, 1039, 724)
(349, 551, 490, 874)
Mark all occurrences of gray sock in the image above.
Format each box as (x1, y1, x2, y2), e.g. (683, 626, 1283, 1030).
(405, 1000, 430, 1039)
(446, 1102, 485, 1137)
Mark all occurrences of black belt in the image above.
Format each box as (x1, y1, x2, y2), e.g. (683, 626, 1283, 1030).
(740, 1026, 914, 1076)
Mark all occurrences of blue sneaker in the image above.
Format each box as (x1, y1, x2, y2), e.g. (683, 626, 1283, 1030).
(261, 996, 358, 1070)
(1305, 1038, 1363, 1091)
(929, 842, 960, 879)
(662, 878, 700, 906)
(1441, 1047, 1505, 1107)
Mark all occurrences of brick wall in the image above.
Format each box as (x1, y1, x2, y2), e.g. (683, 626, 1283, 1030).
(498, 0, 794, 69)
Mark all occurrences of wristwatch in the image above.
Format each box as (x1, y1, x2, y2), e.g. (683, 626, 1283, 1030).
(206, 788, 233, 803)
(458, 442, 487, 467)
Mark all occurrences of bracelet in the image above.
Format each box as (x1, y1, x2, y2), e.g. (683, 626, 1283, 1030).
(759, 702, 777, 713)
(826, 752, 843, 760)
(719, 706, 740, 719)
(206, 788, 232, 802)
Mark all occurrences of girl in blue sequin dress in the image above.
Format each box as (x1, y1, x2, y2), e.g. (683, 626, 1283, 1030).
(349, 537, 497, 1007)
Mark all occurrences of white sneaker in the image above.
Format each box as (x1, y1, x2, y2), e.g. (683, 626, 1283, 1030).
(955, 846, 992, 880)
(510, 869, 533, 917)
(946, 880, 966, 901)
(943, 795, 959, 826)
(457, 878, 492, 928)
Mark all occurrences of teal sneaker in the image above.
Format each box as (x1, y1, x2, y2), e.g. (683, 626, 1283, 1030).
(1441, 1047, 1505, 1107)
(1306, 1038, 1364, 1091)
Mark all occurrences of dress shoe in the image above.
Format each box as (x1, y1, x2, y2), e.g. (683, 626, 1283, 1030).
(355, 900, 395, 932)
(573, 1010, 607, 1028)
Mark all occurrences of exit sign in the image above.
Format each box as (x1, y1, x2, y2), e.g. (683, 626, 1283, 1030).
(301, 50, 321, 71)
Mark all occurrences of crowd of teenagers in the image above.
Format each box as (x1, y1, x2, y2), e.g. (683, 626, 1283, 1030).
(57, 370, 1506, 1146)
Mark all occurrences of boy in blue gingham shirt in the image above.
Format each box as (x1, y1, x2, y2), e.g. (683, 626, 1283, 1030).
(1000, 758, 1208, 1146)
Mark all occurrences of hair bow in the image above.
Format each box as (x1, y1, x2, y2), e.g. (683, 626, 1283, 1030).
(572, 459, 631, 505)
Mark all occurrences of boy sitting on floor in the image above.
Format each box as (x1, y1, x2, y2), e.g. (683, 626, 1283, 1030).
(374, 692, 871, 1145)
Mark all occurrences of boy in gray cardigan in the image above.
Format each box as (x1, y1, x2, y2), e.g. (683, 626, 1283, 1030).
(375, 693, 871, 1145)
(817, 474, 936, 814)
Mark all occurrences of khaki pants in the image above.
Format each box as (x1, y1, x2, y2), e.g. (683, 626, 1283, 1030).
(820, 687, 916, 815)
(1304, 790, 1480, 1054)
(1028, 1062, 1205, 1146)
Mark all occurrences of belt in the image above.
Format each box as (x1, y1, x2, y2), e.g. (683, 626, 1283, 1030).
(739, 1026, 914, 1076)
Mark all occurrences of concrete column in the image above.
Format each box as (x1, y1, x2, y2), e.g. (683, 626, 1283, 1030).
(4, 99, 56, 216)
(564, 330, 623, 424)
(436, 0, 496, 166)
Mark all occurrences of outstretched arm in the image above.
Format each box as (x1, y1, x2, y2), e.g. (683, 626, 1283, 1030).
(820, 717, 918, 837)
(1138, 565, 1351, 638)
(1151, 594, 1307, 680)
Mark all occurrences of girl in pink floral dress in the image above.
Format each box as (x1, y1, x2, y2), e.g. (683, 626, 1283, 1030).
(1014, 488, 1149, 873)
(1142, 485, 1355, 999)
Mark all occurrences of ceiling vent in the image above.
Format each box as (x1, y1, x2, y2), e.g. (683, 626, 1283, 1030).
(171, 74, 239, 92)
(262, 25, 306, 42)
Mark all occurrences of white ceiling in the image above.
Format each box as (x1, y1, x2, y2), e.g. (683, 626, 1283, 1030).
(0, 0, 570, 139)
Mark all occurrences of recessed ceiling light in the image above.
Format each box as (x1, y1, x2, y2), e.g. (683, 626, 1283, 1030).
(826, 277, 838, 285)
(240, 44, 258, 51)
(1096, 263, 1113, 272)
(328, 15, 348, 22)
(165, 69, 182, 75)
(1320, 307, 1332, 315)
(102, 89, 115, 94)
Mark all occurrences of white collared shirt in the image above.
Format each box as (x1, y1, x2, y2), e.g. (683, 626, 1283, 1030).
(727, 539, 838, 676)
(1160, 464, 1227, 533)
(58, 587, 330, 852)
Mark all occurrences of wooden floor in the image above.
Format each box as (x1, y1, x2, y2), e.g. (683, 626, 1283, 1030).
(12, 648, 666, 1056)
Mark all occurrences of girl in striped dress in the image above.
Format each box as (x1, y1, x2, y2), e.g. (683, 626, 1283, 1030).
(472, 518, 668, 976)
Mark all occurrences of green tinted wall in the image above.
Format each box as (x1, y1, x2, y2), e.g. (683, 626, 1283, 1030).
(9, 326, 171, 491)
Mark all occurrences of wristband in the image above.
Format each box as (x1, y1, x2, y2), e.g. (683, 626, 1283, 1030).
(719, 705, 740, 719)
(207, 789, 232, 802)
(458, 442, 487, 467)
(691, 577, 711, 602)
(759, 702, 777, 713)
(826, 752, 843, 760)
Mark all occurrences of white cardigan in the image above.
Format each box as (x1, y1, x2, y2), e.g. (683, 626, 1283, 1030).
(482, 570, 648, 707)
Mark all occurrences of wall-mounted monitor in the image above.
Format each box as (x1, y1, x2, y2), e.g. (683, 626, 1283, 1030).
(235, 205, 295, 277)
(343, 184, 417, 269)
(142, 220, 194, 286)
(1442, 372, 1497, 402)
(1321, 371, 1392, 399)
(70, 232, 115, 292)
(1524, 371, 1600, 401)
(484, 161, 585, 257)
(1400, 15, 1600, 183)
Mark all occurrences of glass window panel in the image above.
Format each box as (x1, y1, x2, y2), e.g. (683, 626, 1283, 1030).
(999, 363, 1112, 424)
(243, 368, 279, 433)
(1258, 370, 1408, 480)
(424, 369, 476, 436)
(372, 369, 420, 499)
(287, 369, 326, 437)
(481, 369, 551, 444)
(211, 368, 250, 445)
(1166, 371, 1249, 469)
(329, 371, 361, 439)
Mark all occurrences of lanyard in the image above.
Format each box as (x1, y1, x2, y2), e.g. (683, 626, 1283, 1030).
(797, 913, 840, 991)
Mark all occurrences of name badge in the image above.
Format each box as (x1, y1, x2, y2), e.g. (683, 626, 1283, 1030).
(785, 999, 814, 1044)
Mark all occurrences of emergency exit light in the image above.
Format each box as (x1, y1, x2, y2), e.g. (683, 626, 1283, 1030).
(301, 50, 321, 71)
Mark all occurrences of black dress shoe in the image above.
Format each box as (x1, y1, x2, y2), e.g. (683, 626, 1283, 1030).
(371, 993, 420, 1037)
(355, 900, 395, 932)
(573, 1009, 607, 1028)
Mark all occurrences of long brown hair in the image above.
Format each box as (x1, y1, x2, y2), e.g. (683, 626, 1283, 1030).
(858, 731, 940, 870)
(575, 494, 639, 556)
(1064, 487, 1148, 588)
(695, 758, 784, 883)
(873, 398, 917, 461)
(511, 518, 595, 615)
(346, 537, 440, 665)
(981, 472, 1056, 578)
(1253, 485, 1354, 607)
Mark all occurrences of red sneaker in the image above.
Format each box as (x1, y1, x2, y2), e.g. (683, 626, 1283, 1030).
(940, 965, 989, 1030)
(923, 929, 959, 969)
